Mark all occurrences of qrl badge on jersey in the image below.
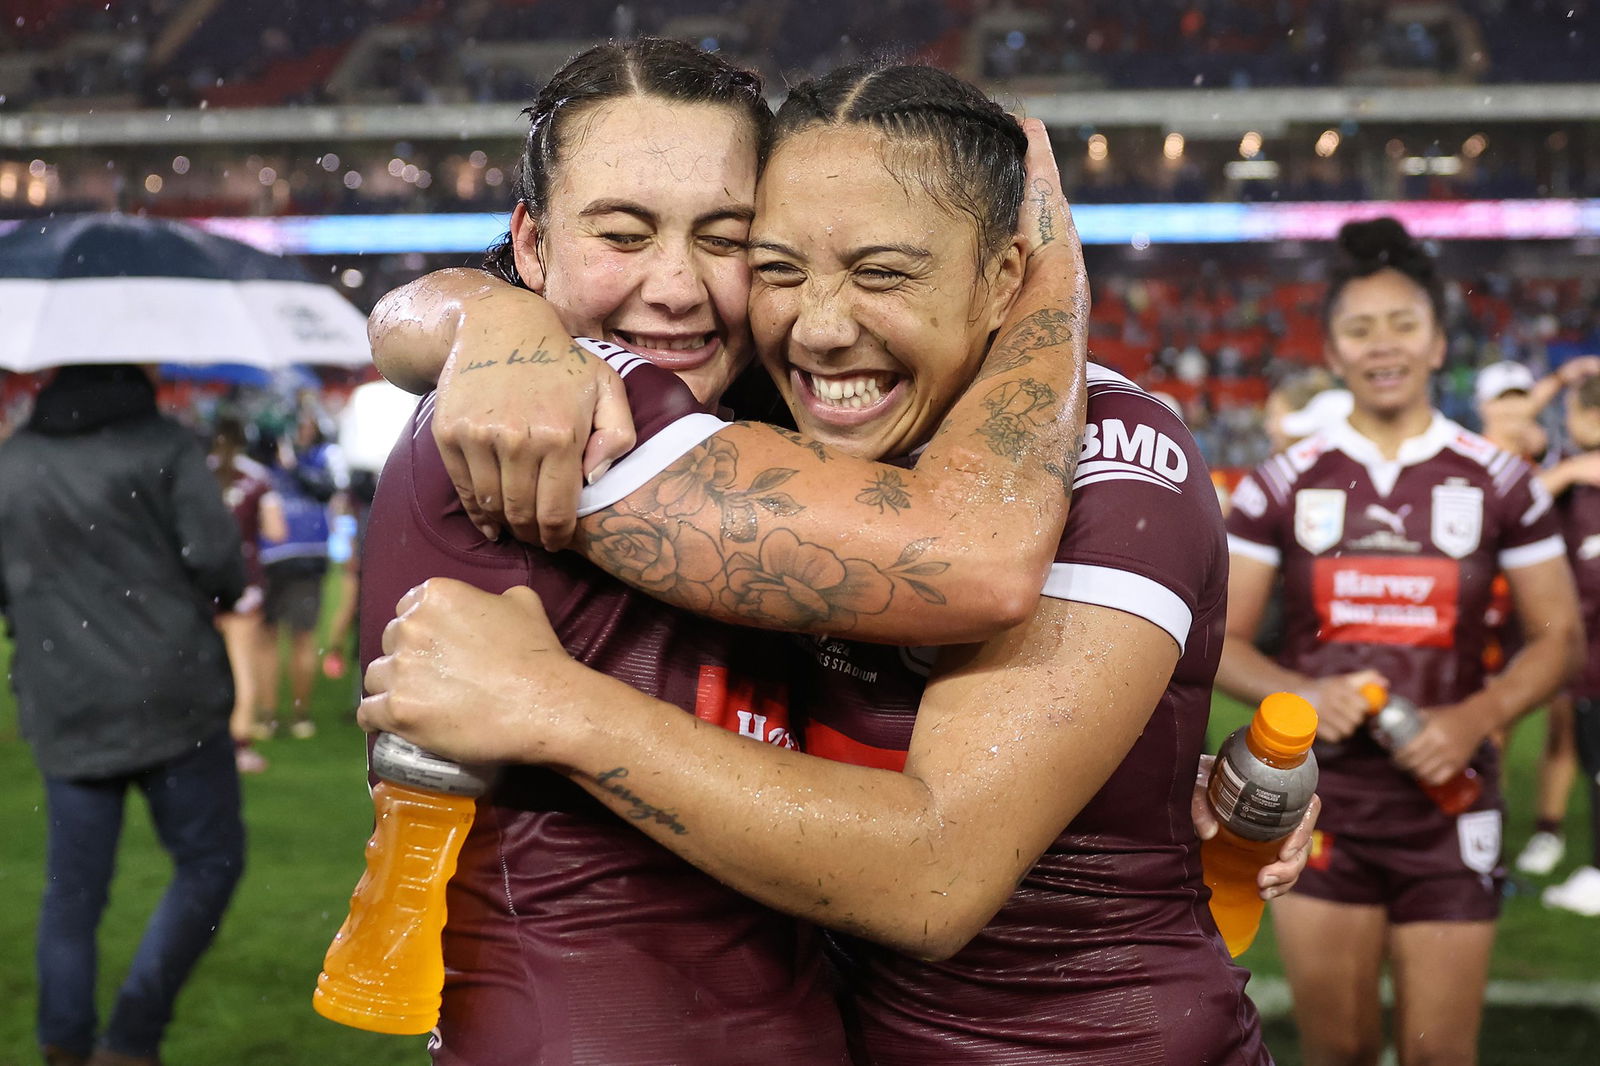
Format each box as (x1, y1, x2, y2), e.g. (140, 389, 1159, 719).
(1456, 809, 1501, 875)
(1432, 483, 1484, 559)
(1294, 488, 1346, 554)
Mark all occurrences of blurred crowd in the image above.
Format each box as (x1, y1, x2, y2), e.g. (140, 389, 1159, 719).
(6, 0, 1598, 113)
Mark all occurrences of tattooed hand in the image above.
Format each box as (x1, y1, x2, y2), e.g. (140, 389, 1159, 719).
(429, 284, 638, 551)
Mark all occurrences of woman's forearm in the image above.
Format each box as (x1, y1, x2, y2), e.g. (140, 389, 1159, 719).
(369, 268, 520, 394)
(535, 667, 983, 959)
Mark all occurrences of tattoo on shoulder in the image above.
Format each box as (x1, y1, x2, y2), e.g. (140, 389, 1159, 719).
(462, 358, 499, 373)
(592, 767, 689, 835)
(978, 378, 1060, 459)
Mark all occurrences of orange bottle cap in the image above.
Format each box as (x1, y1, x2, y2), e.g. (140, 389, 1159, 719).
(1249, 692, 1318, 759)
(1358, 681, 1389, 715)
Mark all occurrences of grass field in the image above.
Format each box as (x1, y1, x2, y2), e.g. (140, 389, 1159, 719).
(0, 620, 1595, 1065)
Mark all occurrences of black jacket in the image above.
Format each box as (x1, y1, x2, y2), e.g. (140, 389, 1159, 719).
(0, 366, 245, 778)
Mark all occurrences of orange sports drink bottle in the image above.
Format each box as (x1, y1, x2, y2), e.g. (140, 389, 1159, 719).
(313, 732, 497, 1034)
(1202, 692, 1319, 957)
(1359, 682, 1482, 815)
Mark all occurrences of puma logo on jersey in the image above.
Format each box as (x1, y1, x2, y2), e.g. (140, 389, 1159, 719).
(1364, 503, 1411, 537)
(1075, 418, 1188, 492)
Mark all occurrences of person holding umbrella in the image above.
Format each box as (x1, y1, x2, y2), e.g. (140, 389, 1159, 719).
(0, 363, 248, 1066)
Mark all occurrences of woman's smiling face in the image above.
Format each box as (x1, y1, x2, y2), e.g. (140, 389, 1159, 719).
(747, 125, 1022, 460)
(1324, 267, 1446, 420)
(511, 95, 759, 406)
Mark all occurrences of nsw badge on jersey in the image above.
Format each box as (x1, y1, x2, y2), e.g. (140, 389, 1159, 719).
(1431, 483, 1484, 559)
(1294, 488, 1346, 554)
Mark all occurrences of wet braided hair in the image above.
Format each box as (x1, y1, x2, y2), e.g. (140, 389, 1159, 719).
(484, 37, 772, 288)
(1322, 216, 1447, 332)
(774, 64, 1027, 263)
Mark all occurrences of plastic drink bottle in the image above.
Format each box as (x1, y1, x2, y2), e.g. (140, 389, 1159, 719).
(1359, 682, 1482, 815)
(1202, 692, 1319, 957)
(313, 733, 497, 1034)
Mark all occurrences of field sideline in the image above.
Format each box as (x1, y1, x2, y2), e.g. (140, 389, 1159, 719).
(0, 599, 1595, 1065)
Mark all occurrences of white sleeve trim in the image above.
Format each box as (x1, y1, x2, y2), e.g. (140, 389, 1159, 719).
(1499, 534, 1566, 571)
(1227, 534, 1281, 567)
(1042, 562, 1192, 653)
(576, 413, 729, 516)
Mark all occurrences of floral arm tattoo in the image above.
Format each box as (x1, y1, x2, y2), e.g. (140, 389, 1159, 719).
(577, 427, 955, 633)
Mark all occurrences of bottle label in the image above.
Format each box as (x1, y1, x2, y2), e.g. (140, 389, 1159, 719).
(371, 732, 497, 796)
(1212, 756, 1295, 838)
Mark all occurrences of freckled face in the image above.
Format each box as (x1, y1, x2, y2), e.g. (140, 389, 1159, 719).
(747, 126, 1021, 460)
(1324, 268, 1445, 421)
(510, 97, 759, 405)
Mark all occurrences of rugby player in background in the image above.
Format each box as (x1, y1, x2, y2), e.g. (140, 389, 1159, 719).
(1218, 216, 1582, 1066)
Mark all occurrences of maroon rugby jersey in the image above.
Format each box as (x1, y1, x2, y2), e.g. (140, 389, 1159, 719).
(1226, 413, 1563, 835)
(359, 340, 849, 1066)
(1559, 476, 1600, 699)
(799, 366, 1268, 1065)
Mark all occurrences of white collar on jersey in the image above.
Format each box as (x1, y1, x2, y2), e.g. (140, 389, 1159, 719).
(1319, 410, 1459, 497)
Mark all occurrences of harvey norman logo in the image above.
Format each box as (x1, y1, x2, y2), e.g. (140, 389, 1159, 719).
(1075, 418, 1188, 492)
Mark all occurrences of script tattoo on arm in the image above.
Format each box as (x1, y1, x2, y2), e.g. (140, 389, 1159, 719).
(590, 767, 689, 835)
(459, 338, 587, 375)
(1029, 177, 1058, 247)
(578, 436, 955, 631)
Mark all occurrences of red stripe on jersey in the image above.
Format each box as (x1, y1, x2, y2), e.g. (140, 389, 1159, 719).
(1312, 556, 1460, 648)
(804, 721, 908, 771)
(692, 664, 797, 749)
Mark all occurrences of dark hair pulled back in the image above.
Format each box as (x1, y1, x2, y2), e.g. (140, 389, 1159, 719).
(1322, 216, 1446, 332)
(484, 37, 772, 288)
(773, 63, 1027, 263)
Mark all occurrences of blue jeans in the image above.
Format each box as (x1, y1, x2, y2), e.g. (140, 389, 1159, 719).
(37, 729, 245, 1058)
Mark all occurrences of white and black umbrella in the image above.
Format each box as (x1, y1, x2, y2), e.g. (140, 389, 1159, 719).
(0, 213, 372, 373)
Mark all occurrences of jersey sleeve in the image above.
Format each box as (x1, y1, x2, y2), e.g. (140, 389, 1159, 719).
(1495, 458, 1566, 570)
(1224, 463, 1288, 567)
(1041, 383, 1224, 652)
(574, 338, 730, 517)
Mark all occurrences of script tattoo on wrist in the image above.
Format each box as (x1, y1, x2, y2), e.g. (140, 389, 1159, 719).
(592, 767, 689, 835)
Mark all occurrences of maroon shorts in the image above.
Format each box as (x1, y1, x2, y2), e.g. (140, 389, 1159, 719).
(1295, 808, 1504, 923)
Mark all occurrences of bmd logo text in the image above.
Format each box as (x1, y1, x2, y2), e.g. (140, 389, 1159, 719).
(1075, 418, 1188, 492)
